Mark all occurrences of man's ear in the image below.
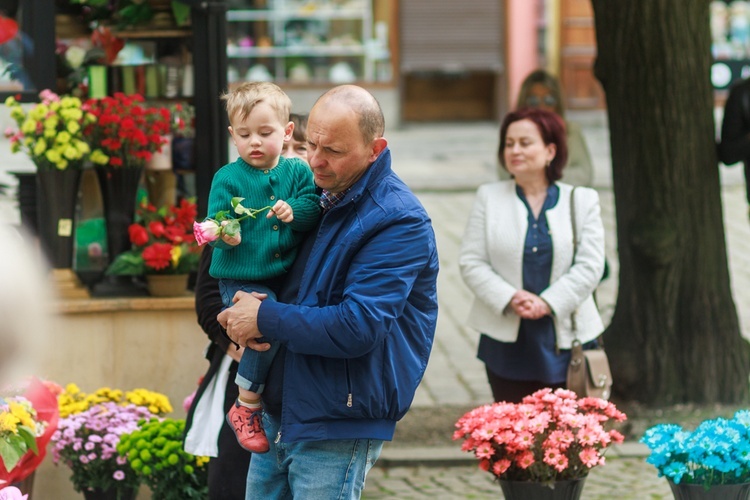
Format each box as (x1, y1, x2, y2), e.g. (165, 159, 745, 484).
(369, 137, 388, 163)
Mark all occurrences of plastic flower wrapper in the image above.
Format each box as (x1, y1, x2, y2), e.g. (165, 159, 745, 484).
(453, 388, 626, 484)
(4, 90, 95, 171)
(105, 199, 202, 276)
(50, 402, 154, 495)
(0, 378, 59, 485)
(641, 410, 750, 487)
(0, 486, 27, 499)
(117, 418, 208, 500)
(193, 197, 273, 246)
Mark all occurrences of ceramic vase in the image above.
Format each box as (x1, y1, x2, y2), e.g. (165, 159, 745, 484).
(499, 477, 586, 500)
(668, 480, 750, 500)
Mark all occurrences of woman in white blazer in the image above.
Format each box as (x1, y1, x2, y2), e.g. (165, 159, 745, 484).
(459, 108, 605, 403)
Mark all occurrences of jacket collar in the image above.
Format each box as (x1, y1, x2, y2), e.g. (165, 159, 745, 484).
(335, 147, 392, 207)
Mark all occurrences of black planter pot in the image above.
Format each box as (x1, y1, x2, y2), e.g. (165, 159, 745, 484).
(95, 165, 143, 264)
(81, 485, 137, 500)
(36, 168, 83, 269)
(499, 478, 586, 500)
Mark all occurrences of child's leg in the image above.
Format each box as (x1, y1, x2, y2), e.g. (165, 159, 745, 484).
(226, 283, 278, 454)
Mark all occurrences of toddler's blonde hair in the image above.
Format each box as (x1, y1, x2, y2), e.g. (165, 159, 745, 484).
(222, 82, 292, 126)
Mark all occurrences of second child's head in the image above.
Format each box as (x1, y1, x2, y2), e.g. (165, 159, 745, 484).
(281, 113, 308, 162)
(222, 82, 294, 170)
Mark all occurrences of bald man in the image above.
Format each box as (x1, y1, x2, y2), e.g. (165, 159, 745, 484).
(218, 85, 439, 499)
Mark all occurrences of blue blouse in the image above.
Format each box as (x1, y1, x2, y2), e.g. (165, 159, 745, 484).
(478, 183, 571, 384)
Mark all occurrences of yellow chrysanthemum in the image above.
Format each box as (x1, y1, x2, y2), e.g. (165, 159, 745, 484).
(55, 131, 71, 145)
(9, 106, 25, 120)
(66, 120, 80, 135)
(90, 149, 109, 165)
(0, 412, 19, 433)
(21, 119, 37, 134)
(28, 104, 48, 121)
(63, 145, 81, 160)
(43, 116, 59, 130)
(45, 149, 61, 164)
(5, 95, 16, 106)
(74, 140, 90, 154)
(8, 402, 34, 429)
(61, 107, 83, 121)
(33, 138, 47, 156)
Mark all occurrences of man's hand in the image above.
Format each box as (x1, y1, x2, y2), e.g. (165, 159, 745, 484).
(217, 291, 272, 352)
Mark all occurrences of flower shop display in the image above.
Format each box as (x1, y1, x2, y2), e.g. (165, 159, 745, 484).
(51, 402, 153, 500)
(0, 378, 60, 491)
(641, 411, 750, 499)
(117, 418, 208, 500)
(51, 384, 173, 499)
(4, 90, 95, 269)
(106, 198, 201, 296)
(82, 93, 171, 267)
(453, 388, 626, 500)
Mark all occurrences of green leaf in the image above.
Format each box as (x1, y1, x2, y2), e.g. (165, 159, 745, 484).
(222, 219, 240, 237)
(214, 210, 229, 222)
(0, 437, 24, 471)
(17, 425, 38, 455)
(230, 197, 245, 209)
(106, 251, 146, 276)
(171, 0, 191, 26)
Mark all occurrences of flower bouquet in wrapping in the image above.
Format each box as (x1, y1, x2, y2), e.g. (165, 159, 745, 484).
(193, 197, 272, 246)
(0, 378, 60, 486)
(452, 388, 626, 484)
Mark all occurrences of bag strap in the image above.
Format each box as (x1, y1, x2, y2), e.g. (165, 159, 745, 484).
(570, 187, 578, 336)
(570, 187, 605, 349)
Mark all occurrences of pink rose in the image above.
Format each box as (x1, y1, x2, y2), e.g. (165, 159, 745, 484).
(0, 486, 28, 500)
(193, 219, 222, 246)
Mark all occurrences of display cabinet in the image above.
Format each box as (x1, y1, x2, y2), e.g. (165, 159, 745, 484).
(226, 0, 390, 84)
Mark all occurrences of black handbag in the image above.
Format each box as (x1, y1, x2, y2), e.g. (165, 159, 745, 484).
(564, 187, 613, 400)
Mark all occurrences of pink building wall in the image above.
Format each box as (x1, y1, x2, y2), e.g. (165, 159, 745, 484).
(506, 0, 540, 109)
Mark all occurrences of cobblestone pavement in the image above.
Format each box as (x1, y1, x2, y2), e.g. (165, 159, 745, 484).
(363, 459, 673, 499)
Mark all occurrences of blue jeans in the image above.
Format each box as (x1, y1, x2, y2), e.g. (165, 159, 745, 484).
(246, 413, 384, 500)
(219, 279, 281, 394)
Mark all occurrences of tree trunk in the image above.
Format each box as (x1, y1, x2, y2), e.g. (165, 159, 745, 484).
(591, 0, 750, 404)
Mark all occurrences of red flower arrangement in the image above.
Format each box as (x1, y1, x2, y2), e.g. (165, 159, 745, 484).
(106, 198, 202, 276)
(83, 92, 171, 169)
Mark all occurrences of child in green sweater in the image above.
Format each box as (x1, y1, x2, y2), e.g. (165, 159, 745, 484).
(203, 82, 320, 454)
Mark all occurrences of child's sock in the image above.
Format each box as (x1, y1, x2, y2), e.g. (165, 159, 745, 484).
(237, 396, 262, 410)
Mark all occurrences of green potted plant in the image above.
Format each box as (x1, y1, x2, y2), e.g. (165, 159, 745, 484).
(117, 418, 208, 500)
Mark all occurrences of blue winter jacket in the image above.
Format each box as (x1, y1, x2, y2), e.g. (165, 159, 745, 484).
(257, 148, 439, 443)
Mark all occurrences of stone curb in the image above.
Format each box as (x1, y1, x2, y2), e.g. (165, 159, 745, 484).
(375, 442, 650, 469)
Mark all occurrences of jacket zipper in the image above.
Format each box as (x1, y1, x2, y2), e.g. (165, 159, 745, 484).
(345, 360, 353, 407)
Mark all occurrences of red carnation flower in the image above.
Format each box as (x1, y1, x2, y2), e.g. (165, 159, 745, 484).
(142, 243, 173, 271)
(128, 223, 149, 246)
(148, 221, 166, 238)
